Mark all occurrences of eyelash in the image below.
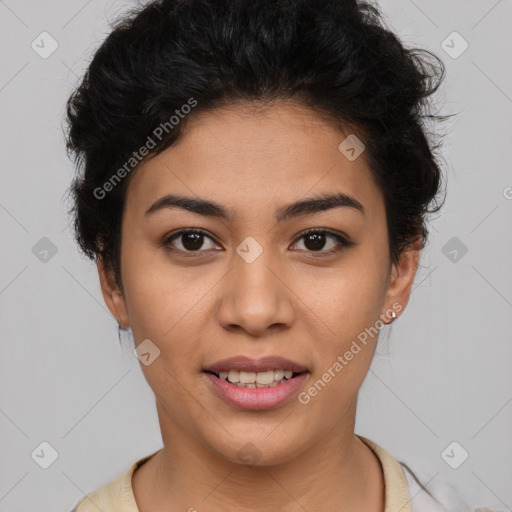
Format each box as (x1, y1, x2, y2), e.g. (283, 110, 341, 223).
(161, 228, 354, 258)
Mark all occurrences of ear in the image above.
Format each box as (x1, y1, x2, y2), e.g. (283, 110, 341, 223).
(381, 237, 422, 323)
(96, 256, 130, 328)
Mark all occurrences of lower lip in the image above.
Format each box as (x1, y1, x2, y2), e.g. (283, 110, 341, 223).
(204, 372, 308, 411)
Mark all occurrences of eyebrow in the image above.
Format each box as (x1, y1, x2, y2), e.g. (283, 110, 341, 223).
(144, 192, 365, 222)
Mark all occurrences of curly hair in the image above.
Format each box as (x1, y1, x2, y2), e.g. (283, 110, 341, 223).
(65, 0, 449, 291)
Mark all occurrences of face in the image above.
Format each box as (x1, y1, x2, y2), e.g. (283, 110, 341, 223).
(98, 101, 418, 466)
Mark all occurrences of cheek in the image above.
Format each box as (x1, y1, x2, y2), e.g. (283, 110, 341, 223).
(296, 274, 382, 417)
(297, 258, 386, 340)
(125, 287, 211, 375)
(120, 239, 207, 337)
(291, 253, 388, 407)
(120, 257, 220, 394)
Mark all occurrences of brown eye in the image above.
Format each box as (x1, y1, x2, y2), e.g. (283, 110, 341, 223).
(164, 229, 220, 253)
(291, 229, 353, 255)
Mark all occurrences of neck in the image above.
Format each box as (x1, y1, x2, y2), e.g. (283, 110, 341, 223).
(132, 401, 384, 512)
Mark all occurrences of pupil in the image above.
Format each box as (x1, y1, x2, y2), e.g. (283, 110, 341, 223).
(183, 232, 204, 250)
(304, 233, 325, 251)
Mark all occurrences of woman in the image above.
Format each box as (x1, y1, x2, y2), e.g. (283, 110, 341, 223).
(66, 0, 469, 510)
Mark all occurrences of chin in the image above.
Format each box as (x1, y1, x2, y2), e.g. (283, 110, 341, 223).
(205, 428, 308, 468)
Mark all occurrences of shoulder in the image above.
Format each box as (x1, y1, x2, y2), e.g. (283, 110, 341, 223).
(69, 467, 133, 512)
(400, 462, 504, 512)
(358, 435, 493, 512)
(69, 450, 161, 512)
(400, 462, 470, 512)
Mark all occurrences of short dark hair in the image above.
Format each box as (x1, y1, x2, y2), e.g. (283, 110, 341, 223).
(65, 0, 450, 290)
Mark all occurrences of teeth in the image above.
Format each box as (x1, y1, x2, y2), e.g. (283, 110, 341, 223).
(227, 370, 239, 383)
(256, 370, 275, 385)
(215, 369, 301, 387)
(239, 371, 256, 384)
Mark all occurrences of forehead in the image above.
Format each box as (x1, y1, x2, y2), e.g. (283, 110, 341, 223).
(125, 101, 384, 223)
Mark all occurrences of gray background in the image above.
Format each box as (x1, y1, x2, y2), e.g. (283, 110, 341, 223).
(0, 0, 511, 510)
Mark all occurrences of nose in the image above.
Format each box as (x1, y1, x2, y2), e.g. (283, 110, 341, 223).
(216, 247, 295, 337)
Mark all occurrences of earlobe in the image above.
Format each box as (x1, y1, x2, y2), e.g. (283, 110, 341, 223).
(96, 257, 130, 328)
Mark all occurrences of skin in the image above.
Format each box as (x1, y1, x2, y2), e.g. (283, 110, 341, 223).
(97, 101, 420, 512)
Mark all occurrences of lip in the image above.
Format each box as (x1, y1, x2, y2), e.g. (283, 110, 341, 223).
(204, 355, 308, 374)
(204, 371, 309, 411)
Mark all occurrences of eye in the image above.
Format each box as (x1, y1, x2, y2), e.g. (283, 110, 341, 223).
(163, 229, 221, 254)
(290, 228, 353, 255)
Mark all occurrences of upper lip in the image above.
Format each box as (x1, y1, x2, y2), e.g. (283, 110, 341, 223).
(204, 356, 309, 374)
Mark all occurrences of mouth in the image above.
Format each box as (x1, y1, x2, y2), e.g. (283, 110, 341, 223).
(202, 356, 310, 410)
